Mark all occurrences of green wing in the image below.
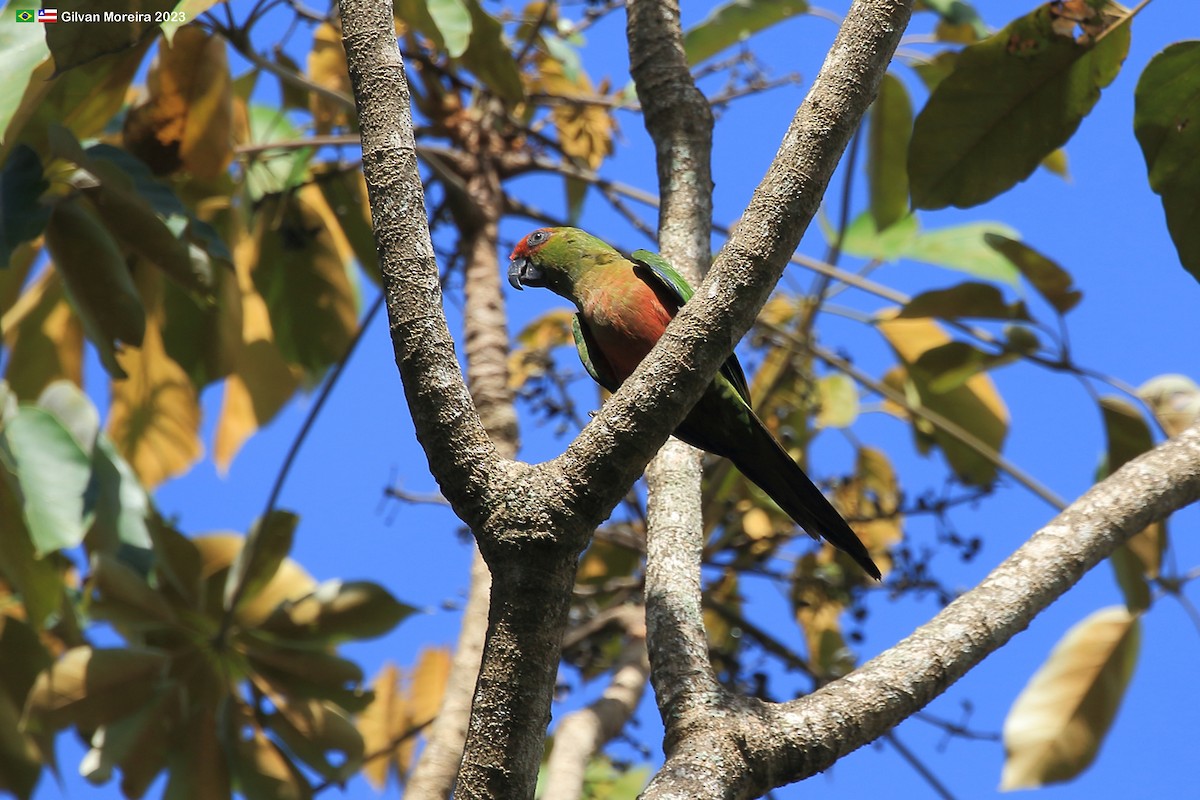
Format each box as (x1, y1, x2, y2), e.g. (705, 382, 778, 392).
(630, 249, 751, 405)
(572, 315, 620, 393)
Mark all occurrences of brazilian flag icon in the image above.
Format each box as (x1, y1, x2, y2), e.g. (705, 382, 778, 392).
(15, 8, 35, 21)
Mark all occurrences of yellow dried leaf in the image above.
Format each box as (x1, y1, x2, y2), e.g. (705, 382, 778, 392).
(1002, 607, 1140, 790)
(309, 22, 352, 134)
(123, 27, 233, 179)
(536, 56, 613, 170)
(108, 321, 203, 490)
(1, 270, 84, 400)
(409, 647, 451, 729)
(358, 662, 407, 790)
(507, 308, 575, 389)
(214, 219, 301, 472)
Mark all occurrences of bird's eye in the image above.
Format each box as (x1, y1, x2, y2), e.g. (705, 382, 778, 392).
(529, 231, 547, 244)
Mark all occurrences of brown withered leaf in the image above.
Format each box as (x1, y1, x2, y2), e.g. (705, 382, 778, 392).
(1, 271, 84, 400)
(123, 27, 233, 179)
(308, 22, 352, 134)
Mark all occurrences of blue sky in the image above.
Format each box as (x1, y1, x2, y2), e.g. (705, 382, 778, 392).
(24, 1, 1200, 798)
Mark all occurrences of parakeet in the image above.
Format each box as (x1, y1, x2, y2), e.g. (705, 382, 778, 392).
(508, 227, 881, 580)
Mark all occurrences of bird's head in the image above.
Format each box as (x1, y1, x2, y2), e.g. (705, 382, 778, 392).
(508, 227, 618, 300)
(507, 228, 558, 291)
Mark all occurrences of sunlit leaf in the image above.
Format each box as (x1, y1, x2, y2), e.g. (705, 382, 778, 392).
(23, 647, 168, 734)
(428, 0, 473, 58)
(683, 0, 809, 66)
(814, 373, 858, 428)
(0, 14, 49, 150)
(1134, 41, 1200, 282)
(876, 313, 1009, 485)
(307, 22, 352, 135)
(867, 73, 912, 231)
(1, 271, 84, 400)
(1137, 374, 1200, 437)
(9, 40, 149, 165)
(905, 222, 1022, 285)
(108, 311, 204, 490)
(910, 6, 1130, 209)
(357, 663, 407, 790)
(507, 308, 575, 389)
(535, 55, 613, 215)
(408, 647, 451, 729)
(122, 27, 233, 180)
(0, 406, 93, 554)
(1041, 148, 1070, 179)
(214, 221, 301, 472)
(1002, 607, 1140, 790)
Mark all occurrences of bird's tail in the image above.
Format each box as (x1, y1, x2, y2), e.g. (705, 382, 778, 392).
(732, 414, 882, 580)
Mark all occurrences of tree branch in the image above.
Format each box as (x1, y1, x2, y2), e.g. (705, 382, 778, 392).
(644, 422, 1200, 797)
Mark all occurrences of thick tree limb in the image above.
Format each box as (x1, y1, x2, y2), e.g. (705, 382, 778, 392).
(340, 0, 912, 795)
(643, 421, 1200, 798)
(625, 0, 721, 741)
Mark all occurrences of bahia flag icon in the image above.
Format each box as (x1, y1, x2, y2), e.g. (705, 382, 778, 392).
(38, 7, 57, 21)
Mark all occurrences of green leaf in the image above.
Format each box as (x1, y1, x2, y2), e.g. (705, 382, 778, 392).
(985, 234, 1082, 313)
(920, 0, 989, 40)
(911, 341, 1012, 394)
(0, 10, 49, 149)
(909, 7, 1131, 209)
(1002, 607, 1140, 789)
(905, 222, 1022, 284)
(458, 0, 523, 103)
(89, 552, 179, 629)
(867, 73, 913, 231)
(836, 212, 919, 262)
(814, 374, 858, 429)
(0, 479, 63, 631)
(261, 581, 415, 644)
(44, 198, 145, 378)
(0, 406, 94, 554)
(252, 189, 359, 373)
(1133, 41, 1200, 282)
(224, 511, 299, 617)
(683, 0, 809, 66)
(265, 699, 363, 781)
(0, 146, 50, 267)
(428, 0, 472, 58)
(898, 282, 1029, 321)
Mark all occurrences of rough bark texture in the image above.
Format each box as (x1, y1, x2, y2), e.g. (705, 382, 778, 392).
(406, 166, 510, 799)
(626, 0, 719, 748)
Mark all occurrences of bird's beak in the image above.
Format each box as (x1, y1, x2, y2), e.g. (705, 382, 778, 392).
(507, 256, 542, 290)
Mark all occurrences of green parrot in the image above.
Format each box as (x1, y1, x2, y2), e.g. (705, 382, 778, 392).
(508, 227, 881, 580)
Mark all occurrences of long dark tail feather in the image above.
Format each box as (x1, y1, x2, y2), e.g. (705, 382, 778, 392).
(731, 415, 882, 581)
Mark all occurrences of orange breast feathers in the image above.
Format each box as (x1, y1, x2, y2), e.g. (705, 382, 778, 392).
(579, 276, 677, 381)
